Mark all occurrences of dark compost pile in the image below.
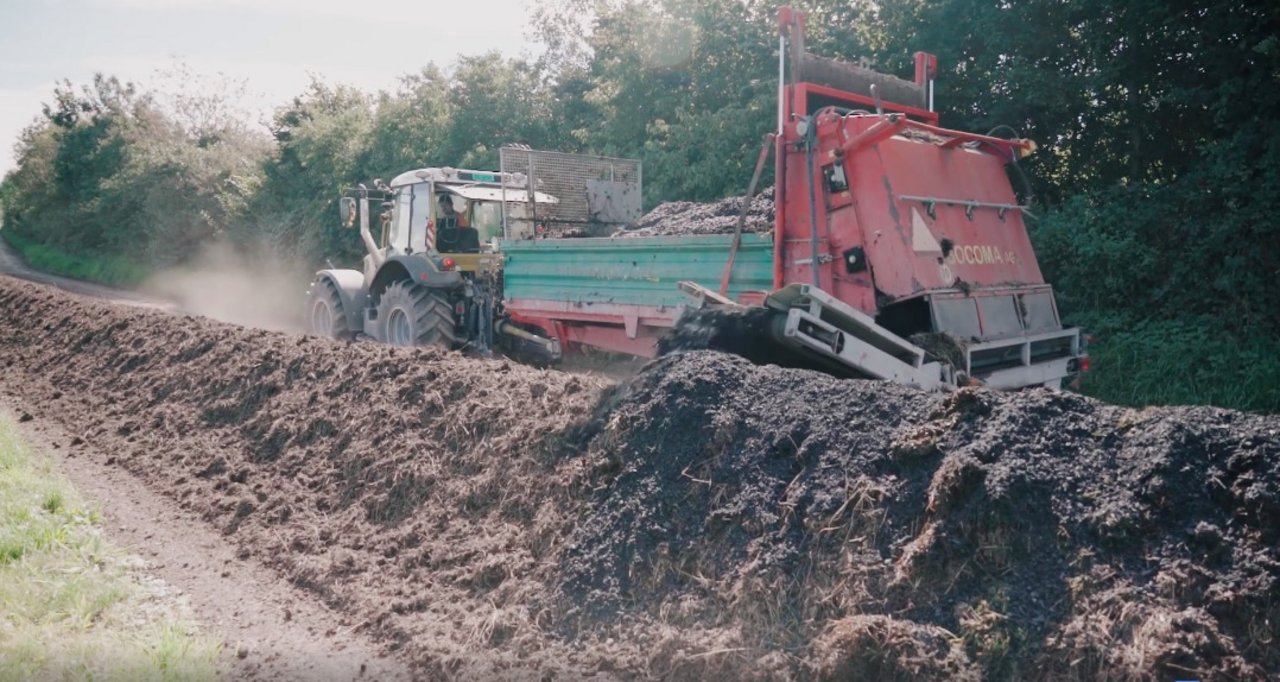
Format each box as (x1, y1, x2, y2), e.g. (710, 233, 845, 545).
(1, 278, 1276, 681)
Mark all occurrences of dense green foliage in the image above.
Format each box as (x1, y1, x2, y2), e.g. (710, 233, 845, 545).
(0, 230, 146, 286)
(1, 74, 267, 267)
(2, 0, 1277, 410)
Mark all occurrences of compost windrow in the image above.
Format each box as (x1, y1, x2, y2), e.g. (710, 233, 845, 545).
(0, 278, 1276, 681)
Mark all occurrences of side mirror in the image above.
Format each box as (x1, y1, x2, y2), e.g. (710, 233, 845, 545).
(339, 197, 357, 229)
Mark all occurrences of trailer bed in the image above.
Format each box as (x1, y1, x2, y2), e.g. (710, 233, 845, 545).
(502, 234, 772, 356)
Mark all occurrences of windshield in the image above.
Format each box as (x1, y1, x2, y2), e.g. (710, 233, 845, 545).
(470, 201, 502, 242)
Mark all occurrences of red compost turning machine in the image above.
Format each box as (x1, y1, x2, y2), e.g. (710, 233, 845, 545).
(681, 6, 1085, 389)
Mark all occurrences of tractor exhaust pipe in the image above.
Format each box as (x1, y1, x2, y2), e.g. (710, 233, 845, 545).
(340, 186, 386, 268)
(356, 195, 385, 269)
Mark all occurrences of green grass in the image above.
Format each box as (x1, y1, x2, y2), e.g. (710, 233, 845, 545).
(0, 230, 149, 287)
(0, 415, 221, 681)
(1073, 313, 1280, 413)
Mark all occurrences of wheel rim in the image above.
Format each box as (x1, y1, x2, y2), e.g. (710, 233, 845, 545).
(387, 307, 413, 346)
(311, 298, 333, 336)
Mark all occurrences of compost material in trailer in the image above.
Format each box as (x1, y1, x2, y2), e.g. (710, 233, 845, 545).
(622, 186, 776, 236)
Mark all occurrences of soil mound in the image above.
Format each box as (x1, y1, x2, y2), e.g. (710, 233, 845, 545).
(556, 351, 1278, 679)
(622, 187, 775, 236)
(1, 278, 1277, 680)
(0, 280, 613, 678)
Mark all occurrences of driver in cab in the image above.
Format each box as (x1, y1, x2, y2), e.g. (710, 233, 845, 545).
(436, 193, 480, 253)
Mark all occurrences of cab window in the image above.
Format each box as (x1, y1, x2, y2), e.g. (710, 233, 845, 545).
(470, 201, 502, 242)
(409, 182, 434, 252)
(389, 187, 412, 252)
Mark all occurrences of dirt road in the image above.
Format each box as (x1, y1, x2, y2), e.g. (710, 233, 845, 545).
(0, 236, 166, 307)
(2, 399, 413, 681)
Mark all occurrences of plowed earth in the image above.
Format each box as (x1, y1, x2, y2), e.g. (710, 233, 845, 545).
(1, 278, 1277, 681)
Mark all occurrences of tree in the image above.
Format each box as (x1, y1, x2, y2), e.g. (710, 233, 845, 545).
(440, 53, 557, 168)
(363, 66, 452, 176)
(249, 81, 375, 263)
(2, 72, 270, 270)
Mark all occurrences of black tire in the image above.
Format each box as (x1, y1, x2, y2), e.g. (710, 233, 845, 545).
(304, 278, 353, 339)
(376, 280, 457, 348)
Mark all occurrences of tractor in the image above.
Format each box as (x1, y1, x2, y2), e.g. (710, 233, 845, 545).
(303, 166, 562, 364)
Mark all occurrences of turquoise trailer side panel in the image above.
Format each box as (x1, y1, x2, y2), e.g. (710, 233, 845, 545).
(502, 234, 774, 307)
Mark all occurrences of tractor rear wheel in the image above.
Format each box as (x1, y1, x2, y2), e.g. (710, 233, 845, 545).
(304, 278, 353, 339)
(376, 280, 457, 348)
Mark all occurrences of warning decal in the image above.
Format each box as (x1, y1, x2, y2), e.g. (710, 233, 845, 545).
(911, 208, 942, 254)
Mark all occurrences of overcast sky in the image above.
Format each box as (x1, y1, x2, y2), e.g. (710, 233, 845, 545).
(0, 0, 540, 176)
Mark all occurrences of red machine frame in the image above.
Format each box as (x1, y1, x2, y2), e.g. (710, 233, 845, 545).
(505, 6, 1082, 390)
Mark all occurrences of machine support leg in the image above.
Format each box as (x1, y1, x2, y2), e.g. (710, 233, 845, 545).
(720, 133, 776, 297)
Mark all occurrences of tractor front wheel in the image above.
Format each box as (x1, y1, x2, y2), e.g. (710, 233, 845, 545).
(376, 280, 457, 348)
(304, 278, 353, 339)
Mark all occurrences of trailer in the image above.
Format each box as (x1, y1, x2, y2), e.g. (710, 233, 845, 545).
(501, 234, 772, 358)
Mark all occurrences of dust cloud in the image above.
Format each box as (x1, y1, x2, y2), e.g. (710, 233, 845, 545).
(141, 242, 313, 333)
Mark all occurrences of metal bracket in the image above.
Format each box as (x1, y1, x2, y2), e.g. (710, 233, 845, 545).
(764, 284, 950, 389)
(899, 195, 1029, 221)
(678, 280, 739, 309)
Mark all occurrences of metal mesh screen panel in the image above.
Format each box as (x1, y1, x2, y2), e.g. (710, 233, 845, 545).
(500, 147, 641, 236)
